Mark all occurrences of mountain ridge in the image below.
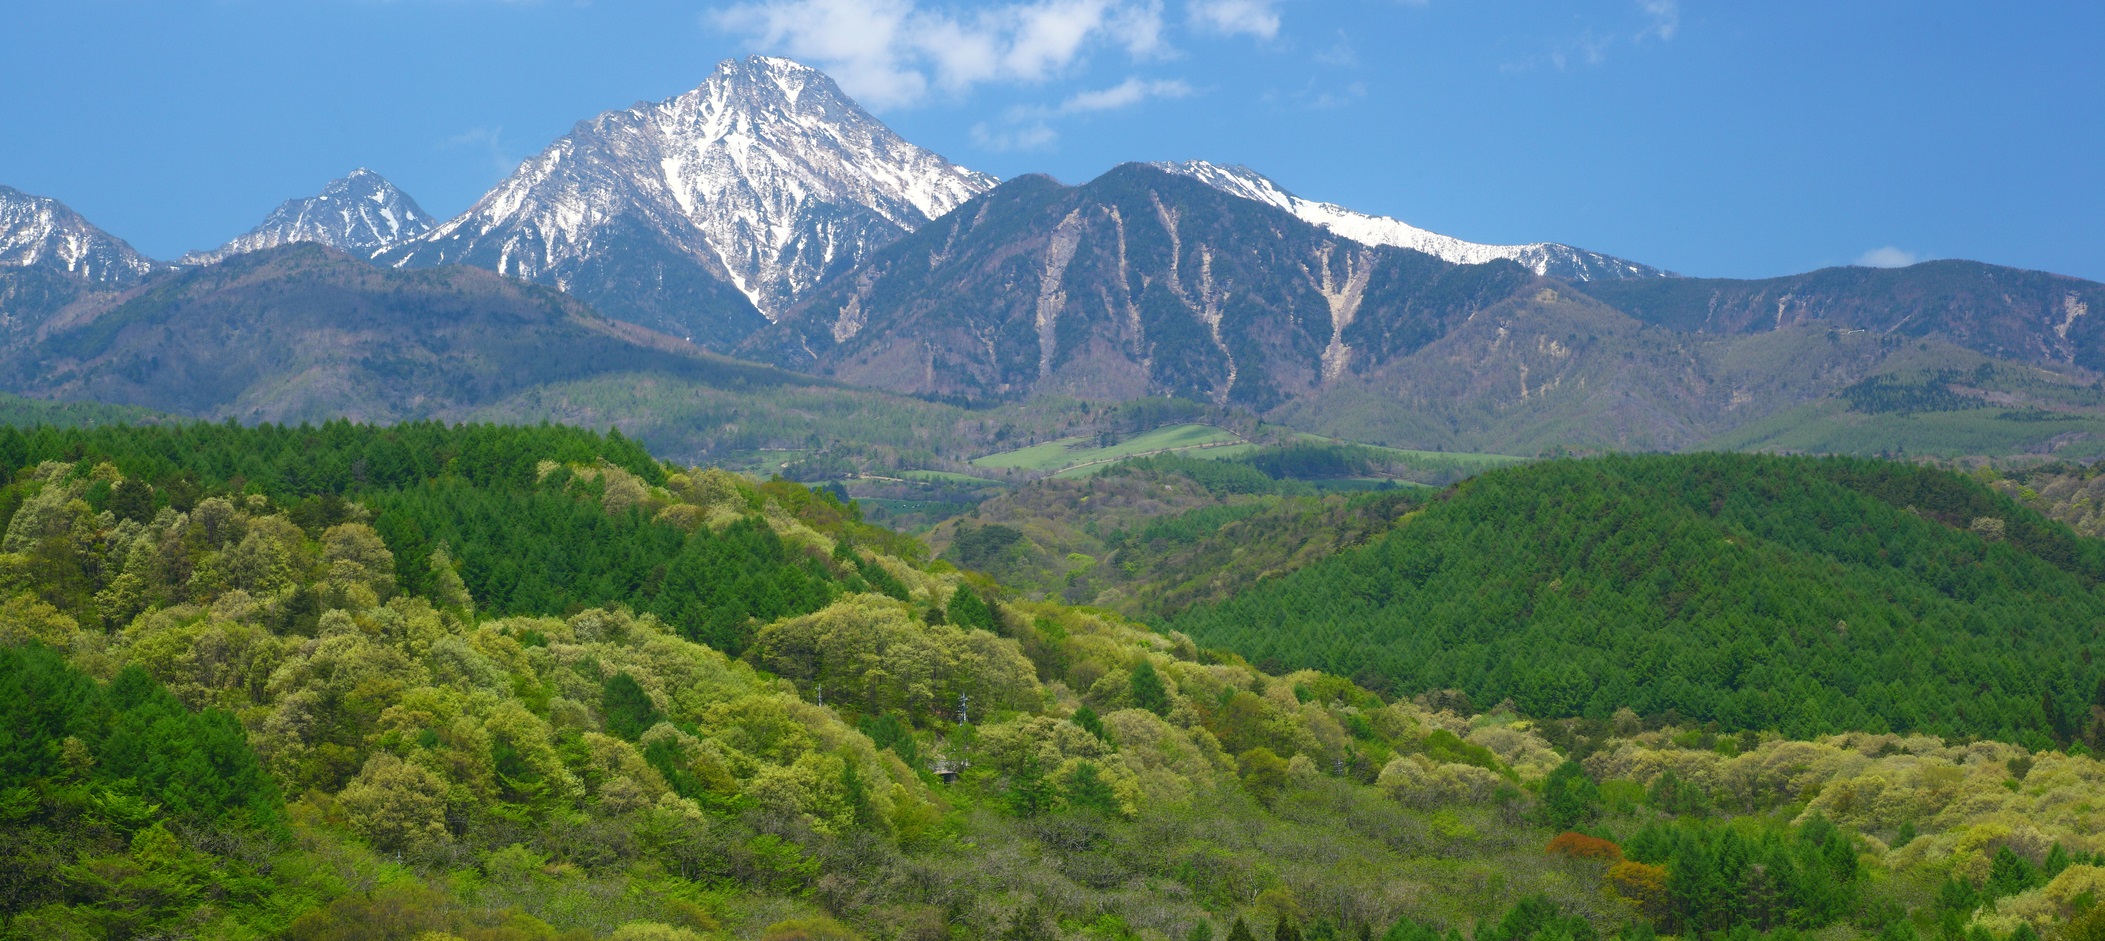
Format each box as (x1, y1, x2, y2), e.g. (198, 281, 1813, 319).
(748, 163, 1540, 410)
(1151, 160, 1670, 282)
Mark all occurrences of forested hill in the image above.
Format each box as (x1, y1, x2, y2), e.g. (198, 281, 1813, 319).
(12, 422, 2105, 941)
(1171, 453, 2105, 748)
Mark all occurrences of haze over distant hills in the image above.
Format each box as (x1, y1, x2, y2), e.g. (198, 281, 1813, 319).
(3, 55, 2104, 463)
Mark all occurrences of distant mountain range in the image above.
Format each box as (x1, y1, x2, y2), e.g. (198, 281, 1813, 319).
(4, 55, 2105, 463)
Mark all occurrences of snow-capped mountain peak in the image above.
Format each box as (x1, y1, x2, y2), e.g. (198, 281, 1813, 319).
(384, 55, 998, 344)
(181, 168, 436, 266)
(0, 185, 156, 283)
(1152, 160, 1668, 281)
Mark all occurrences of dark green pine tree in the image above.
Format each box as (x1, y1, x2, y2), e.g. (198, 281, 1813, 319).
(1987, 846, 2039, 898)
(1540, 761, 1599, 830)
(1006, 753, 1058, 817)
(601, 672, 660, 741)
(108, 477, 156, 523)
(947, 584, 1000, 632)
(1228, 918, 1257, 941)
(1064, 761, 1121, 814)
(1131, 659, 1169, 715)
(1275, 916, 1305, 941)
(1071, 704, 1109, 742)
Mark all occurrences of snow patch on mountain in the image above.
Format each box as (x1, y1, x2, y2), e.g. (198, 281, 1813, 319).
(0, 185, 156, 282)
(388, 56, 998, 323)
(1152, 161, 1669, 282)
(181, 169, 435, 266)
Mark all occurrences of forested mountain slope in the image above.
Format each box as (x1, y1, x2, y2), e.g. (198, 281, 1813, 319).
(7, 424, 2105, 940)
(1171, 453, 2105, 748)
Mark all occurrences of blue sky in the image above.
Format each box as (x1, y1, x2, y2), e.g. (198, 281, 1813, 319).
(3, 1, 2099, 281)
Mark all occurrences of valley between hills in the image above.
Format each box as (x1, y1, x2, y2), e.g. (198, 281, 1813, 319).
(5, 52, 2105, 941)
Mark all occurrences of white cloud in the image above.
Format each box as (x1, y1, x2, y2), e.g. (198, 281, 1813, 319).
(1187, 0, 1278, 40)
(971, 76, 1192, 151)
(1054, 76, 1194, 113)
(1857, 246, 1921, 268)
(1637, 0, 1679, 41)
(711, 0, 1172, 108)
(970, 120, 1060, 151)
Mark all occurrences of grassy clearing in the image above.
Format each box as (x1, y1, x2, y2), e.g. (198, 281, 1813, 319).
(1052, 442, 1261, 478)
(972, 423, 1246, 473)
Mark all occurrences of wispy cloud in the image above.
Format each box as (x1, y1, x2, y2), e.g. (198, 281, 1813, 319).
(1856, 246, 1921, 268)
(1053, 76, 1195, 113)
(710, 0, 1174, 109)
(1187, 0, 1278, 40)
(1637, 0, 1679, 41)
(1501, 1, 1686, 73)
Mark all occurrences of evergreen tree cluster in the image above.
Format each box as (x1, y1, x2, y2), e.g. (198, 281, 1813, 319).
(1618, 816, 1863, 935)
(1173, 453, 2105, 747)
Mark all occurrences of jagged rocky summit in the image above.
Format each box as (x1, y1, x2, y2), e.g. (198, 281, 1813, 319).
(381, 55, 998, 349)
(180, 168, 436, 266)
(0, 185, 156, 284)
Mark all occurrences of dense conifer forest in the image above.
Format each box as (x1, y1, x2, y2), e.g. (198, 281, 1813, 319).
(6, 422, 2105, 941)
(1169, 454, 2105, 748)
